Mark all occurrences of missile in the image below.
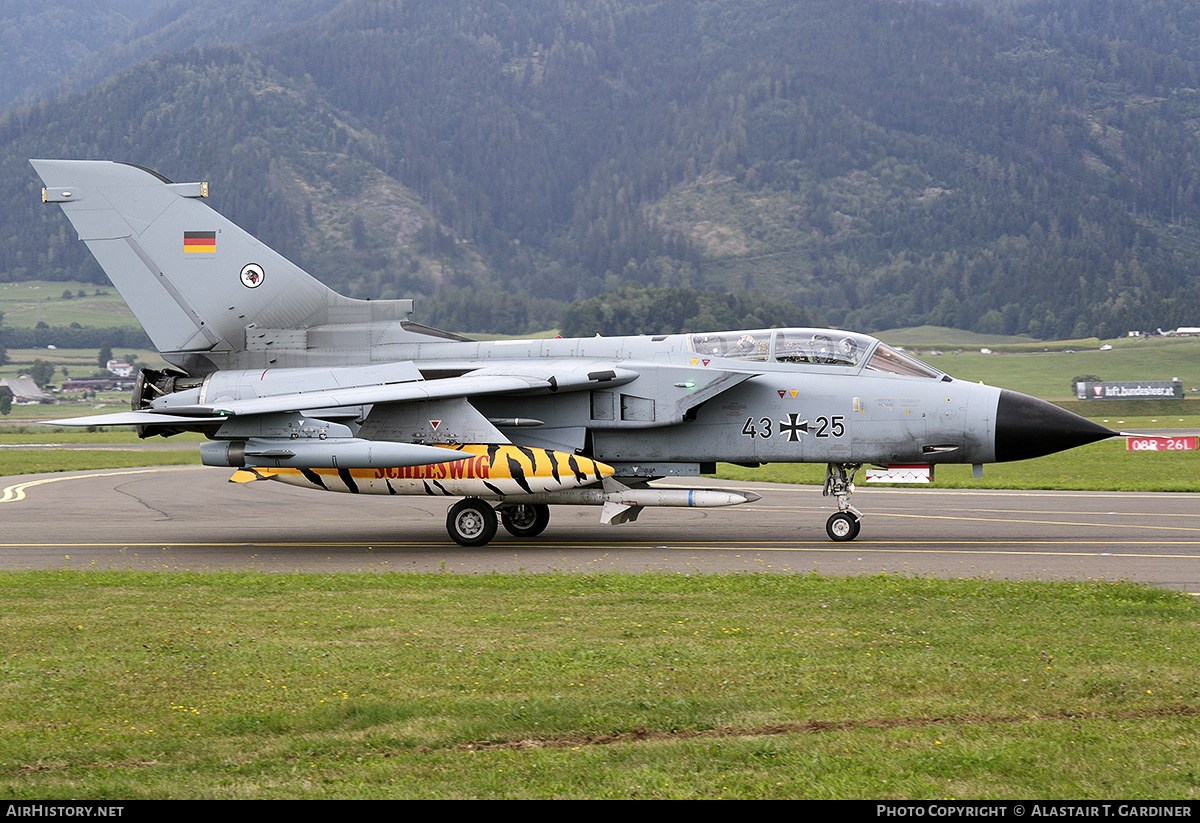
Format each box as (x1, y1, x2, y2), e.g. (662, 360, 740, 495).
(594, 486, 761, 524)
(494, 481, 762, 524)
(487, 417, 545, 428)
(599, 487, 762, 508)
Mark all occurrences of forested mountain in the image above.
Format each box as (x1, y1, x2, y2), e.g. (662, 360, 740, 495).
(53, 0, 343, 104)
(0, 0, 341, 111)
(3, 0, 1200, 337)
(0, 0, 156, 111)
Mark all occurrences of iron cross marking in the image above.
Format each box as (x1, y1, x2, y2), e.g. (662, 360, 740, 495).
(779, 412, 809, 442)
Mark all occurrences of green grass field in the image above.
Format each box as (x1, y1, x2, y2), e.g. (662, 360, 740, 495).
(877, 330, 1200, 400)
(716, 438, 1200, 492)
(0, 281, 139, 328)
(1, 348, 170, 383)
(0, 449, 198, 475)
(0, 571, 1195, 799)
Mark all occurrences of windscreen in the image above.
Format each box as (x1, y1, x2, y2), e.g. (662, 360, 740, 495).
(863, 344, 943, 379)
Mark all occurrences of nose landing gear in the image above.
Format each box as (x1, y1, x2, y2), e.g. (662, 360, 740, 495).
(823, 463, 863, 541)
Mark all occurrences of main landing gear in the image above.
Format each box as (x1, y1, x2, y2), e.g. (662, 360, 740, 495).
(445, 499, 552, 546)
(499, 503, 551, 537)
(823, 463, 863, 542)
(446, 498, 497, 546)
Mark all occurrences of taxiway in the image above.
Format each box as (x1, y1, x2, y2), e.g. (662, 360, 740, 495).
(2, 465, 1198, 591)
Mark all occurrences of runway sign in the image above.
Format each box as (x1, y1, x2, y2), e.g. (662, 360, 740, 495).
(1078, 380, 1183, 400)
(1126, 436, 1197, 451)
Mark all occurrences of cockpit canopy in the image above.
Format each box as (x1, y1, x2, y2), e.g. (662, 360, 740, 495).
(686, 328, 943, 379)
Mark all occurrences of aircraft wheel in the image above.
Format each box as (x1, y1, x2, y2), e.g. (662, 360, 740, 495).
(500, 503, 550, 537)
(826, 511, 861, 542)
(447, 499, 498, 547)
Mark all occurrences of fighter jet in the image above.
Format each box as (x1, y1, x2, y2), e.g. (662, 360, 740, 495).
(30, 159, 1117, 545)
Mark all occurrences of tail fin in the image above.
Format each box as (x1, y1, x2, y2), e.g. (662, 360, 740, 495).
(30, 160, 419, 369)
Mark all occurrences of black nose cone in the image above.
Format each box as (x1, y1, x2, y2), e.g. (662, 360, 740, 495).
(995, 390, 1117, 462)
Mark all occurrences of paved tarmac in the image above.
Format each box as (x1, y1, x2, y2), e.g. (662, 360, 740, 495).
(2, 465, 1198, 592)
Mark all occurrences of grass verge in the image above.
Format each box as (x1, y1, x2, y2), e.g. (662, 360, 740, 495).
(715, 438, 1200, 492)
(0, 449, 199, 476)
(0, 427, 206, 445)
(0, 427, 202, 475)
(0, 571, 1196, 799)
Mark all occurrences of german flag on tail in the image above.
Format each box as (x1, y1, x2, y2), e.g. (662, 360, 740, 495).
(183, 230, 216, 254)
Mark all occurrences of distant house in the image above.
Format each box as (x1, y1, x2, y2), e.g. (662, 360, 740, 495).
(0, 377, 51, 403)
(106, 359, 134, 377)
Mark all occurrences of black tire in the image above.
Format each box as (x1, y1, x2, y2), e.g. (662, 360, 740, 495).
(500, 503, 551, 537)
(446, 499, 498, 547)
(826, 511, 861, 542)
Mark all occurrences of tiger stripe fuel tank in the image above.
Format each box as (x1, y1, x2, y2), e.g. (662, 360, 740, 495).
(230, 445, 613, 498)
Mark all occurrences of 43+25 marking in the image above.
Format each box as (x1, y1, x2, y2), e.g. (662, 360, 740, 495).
(741, 414, 844, 442)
